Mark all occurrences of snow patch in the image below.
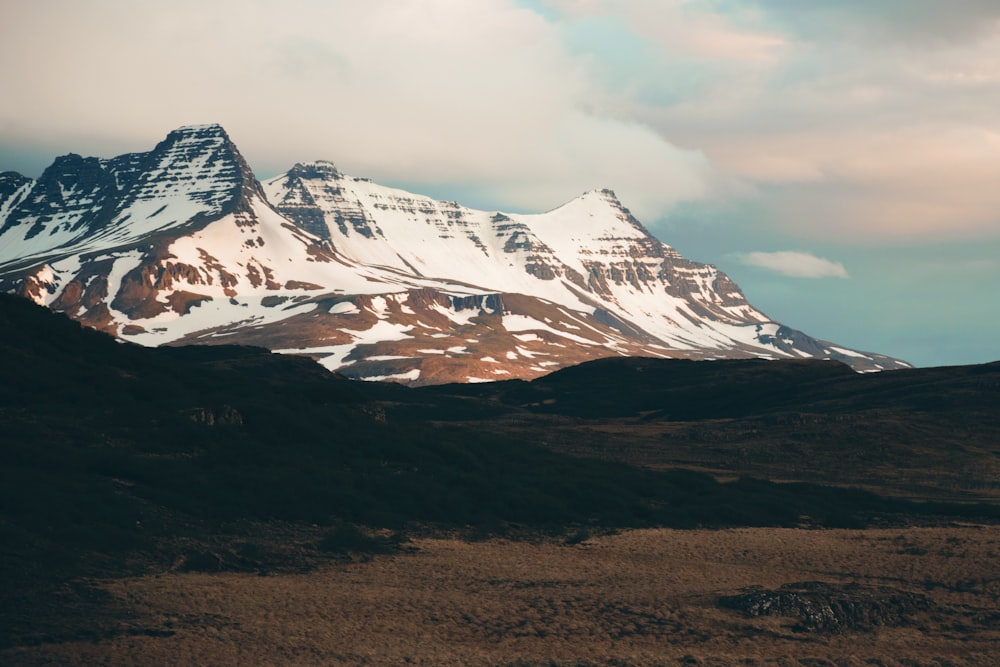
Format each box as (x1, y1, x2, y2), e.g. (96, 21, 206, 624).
(329, 301, 359, 315)
(828, 345, 868, 359)
(362, 369, 421, 382)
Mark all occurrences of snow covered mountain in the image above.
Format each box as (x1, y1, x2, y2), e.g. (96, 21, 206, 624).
(0, 124, 907, 384)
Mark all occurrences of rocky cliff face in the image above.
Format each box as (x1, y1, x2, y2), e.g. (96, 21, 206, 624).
(0, 125, 908, 384)
(0, 125, 258, 270)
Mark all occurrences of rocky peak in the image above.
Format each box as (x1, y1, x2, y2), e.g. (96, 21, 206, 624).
(265, 161, 381, 241)
(0, 171, 32, 207)
(569, 188, 625, 210)
(0, 170, 29, 184)
(0, 124, 272, 272)
(132, 123, 266, 217)
(564, 188, 653, 235)
(0, 152, 121, 246)
(0, 124, 912, 381)
(285, 161, 344, 181)
(582, 187, 619, 201)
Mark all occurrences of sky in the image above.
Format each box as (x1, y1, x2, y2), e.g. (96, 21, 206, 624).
(2, 0, 999, 367)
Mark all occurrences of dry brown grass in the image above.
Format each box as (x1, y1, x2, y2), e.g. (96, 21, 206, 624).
(4, 525, 997, 666)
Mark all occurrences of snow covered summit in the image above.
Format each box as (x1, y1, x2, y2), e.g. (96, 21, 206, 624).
(0, 125, 908, 384)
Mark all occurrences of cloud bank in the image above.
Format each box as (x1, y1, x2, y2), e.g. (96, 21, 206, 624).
(3, 0, 1000, 241)
(0, 0, 709, 220)
(531, 0, 1000, 242)
(737, 251, 849, 279)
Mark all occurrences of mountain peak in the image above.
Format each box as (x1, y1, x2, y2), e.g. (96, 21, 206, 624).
(584, 187, 619, 199)
(0, 124, 267, 270)
(0, 125, 911, 382)
(553, 187, 652, 236)
(286, 161, 343, 181)
(170, 122, 230, 137)
(0, 170, 32, 194)
(155, 123, 238, 158)
(146, 123, 266, 217)
(556, 188, 624, 211)
(545, 187, 635, 223)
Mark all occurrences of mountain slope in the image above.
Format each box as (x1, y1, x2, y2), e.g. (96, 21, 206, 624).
(0, 125, 908, 383)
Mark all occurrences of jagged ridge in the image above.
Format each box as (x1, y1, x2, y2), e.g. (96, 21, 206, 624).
(0, 125, 910, 384)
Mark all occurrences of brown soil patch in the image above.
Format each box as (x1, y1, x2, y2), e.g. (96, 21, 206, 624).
(5, 526, 997, 666)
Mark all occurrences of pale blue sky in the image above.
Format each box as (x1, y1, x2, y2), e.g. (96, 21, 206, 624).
(2, 0, 998, 367)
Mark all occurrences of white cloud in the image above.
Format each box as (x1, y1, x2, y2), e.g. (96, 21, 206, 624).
(6, 0, 1000, 242)
(639, 12, 1000, 241)
(738, 251, 848, 278)
(744, 0, 1000, 47)
(0, 0, 711, 219)
(539, 0, 785, 63)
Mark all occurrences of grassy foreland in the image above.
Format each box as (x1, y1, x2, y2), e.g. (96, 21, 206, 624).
(1, 293, 997, 664)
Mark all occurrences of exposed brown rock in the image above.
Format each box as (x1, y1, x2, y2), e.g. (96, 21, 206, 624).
(77, 302, 117, 336)
(81, 275, 110, 309)
(165, 291, 211, 315)
(283, 280, 323, 290)
(51, 279, 84, 315)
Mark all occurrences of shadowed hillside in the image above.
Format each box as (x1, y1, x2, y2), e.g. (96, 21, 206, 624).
(1, 293, 997, 654)
(412, 355, 1000, 503)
